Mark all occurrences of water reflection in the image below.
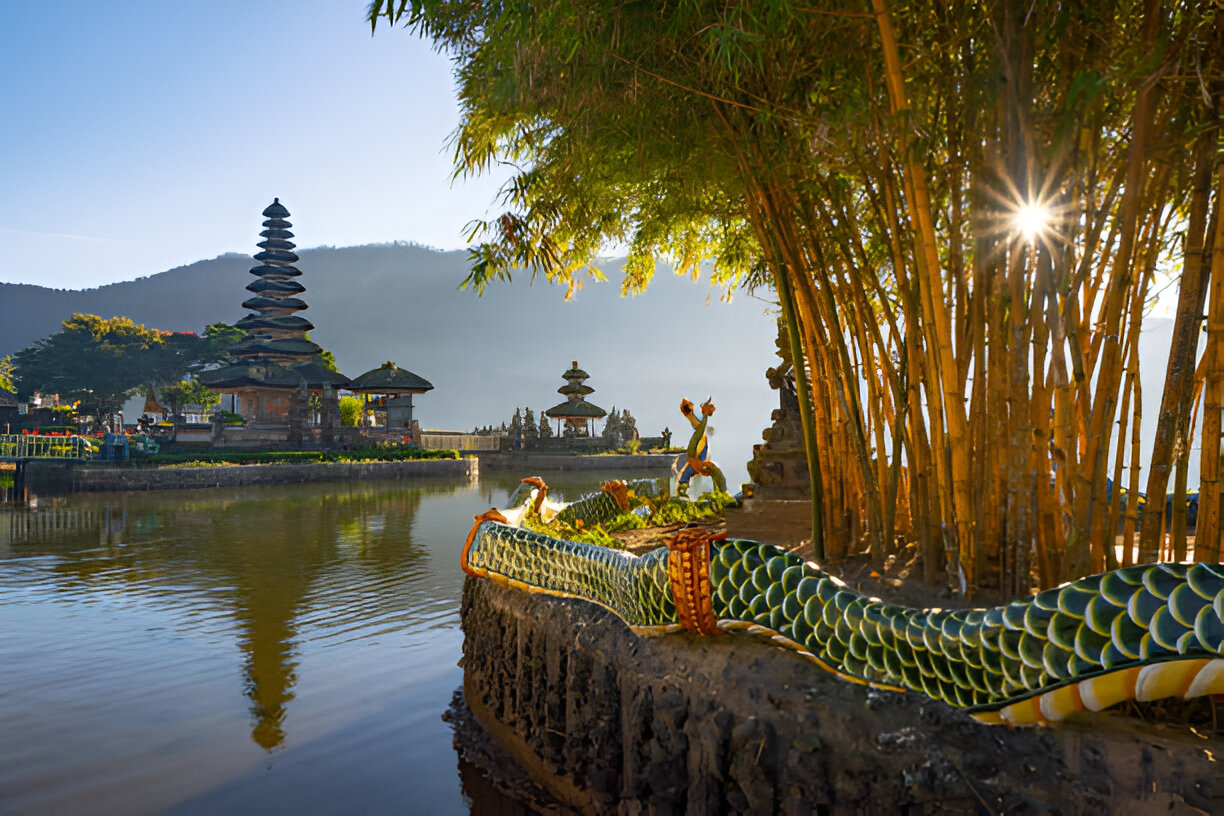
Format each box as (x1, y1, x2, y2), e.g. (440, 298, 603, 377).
(2, 483, 459, 753)
(0, 470, 645, 812)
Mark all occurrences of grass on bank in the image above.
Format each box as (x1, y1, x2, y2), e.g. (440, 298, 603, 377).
(592, 442, 685, 456)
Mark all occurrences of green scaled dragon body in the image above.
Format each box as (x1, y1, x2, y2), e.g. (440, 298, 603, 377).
(464, 483, 1224, 726)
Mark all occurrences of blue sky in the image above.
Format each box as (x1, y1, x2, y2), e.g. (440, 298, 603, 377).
(0, 1, 510, 289)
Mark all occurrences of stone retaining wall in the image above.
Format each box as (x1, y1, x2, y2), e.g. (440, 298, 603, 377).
(25, 458, 476, 494)
(461, 576, 1223, 815)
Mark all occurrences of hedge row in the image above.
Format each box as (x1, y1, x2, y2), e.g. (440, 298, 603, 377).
(141, 446, 460, 467)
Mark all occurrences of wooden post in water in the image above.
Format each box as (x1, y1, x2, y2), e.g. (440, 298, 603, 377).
(12, 460, 26, 503)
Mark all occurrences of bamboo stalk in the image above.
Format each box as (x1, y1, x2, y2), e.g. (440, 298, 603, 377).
(873, 0, 976, 591)
(1139, 106, 1215, 556)
(1199, 158, 1224, 561)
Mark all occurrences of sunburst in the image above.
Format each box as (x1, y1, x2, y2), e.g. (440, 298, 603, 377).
(975, 154, 1073, 264)
(1014, 201, 1053, 243)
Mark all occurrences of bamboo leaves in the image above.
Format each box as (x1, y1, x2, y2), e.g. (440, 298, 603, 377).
(372, 0, 1224, 594)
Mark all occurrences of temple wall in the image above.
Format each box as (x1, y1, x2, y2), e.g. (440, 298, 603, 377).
(461, 576, 1224, 815)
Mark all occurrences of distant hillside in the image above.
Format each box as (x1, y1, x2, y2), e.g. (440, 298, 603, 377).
(0, 244, 782, 484)
(0, 254, 254, 361)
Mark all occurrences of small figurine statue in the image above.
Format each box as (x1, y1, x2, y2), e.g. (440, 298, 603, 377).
(676, 397, 727, 497)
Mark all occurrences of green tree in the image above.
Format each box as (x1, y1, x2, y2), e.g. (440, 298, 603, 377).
(601, 405, 623, 445)
(13, 314, 176, 421)
(144, 331, 213, 386)
(523, 407, 538, 440)
(538, 410, 553, 439)
(602, 407, 640, 447)
(620, 408, 638, 441)
(371, 1, 1224, 591)
(202, 323, 247, 363)
(0, 355, 13, 394)
(316, 349, 338, 372)
(339, 395, 363, 427)
(158, 377, 221, 420)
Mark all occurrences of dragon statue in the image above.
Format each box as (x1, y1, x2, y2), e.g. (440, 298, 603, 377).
(465, 479, 1224, 727)
(675, 397, 727, 497)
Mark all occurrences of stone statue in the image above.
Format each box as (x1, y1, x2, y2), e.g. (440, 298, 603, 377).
(745, 321, 810, 499)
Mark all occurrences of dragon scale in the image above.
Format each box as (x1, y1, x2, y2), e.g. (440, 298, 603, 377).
(463, 518, 1224, 726)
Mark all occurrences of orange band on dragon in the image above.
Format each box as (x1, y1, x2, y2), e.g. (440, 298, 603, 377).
(666, 527, 724, 636)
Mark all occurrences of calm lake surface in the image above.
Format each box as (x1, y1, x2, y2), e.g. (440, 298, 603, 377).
(0, 472, 614, 815)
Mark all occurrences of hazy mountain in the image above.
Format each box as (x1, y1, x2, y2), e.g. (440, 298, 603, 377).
(0, 244, 782, 485)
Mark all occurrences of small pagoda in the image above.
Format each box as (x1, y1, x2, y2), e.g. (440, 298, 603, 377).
(544, 360, 606, 437)
(348, 361, 434, 438)
(201, 199, 349, 427)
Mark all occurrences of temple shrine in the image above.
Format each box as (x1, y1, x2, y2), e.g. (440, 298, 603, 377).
(201, 199, 349, 437)
(348, 361, 434, 439)
(544, 360, 606, 437)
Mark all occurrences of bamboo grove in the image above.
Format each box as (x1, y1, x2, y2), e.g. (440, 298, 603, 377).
(371, 0, 1224, 595)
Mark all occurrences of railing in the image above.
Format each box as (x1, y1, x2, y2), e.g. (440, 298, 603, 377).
(0, 434, 98, 460)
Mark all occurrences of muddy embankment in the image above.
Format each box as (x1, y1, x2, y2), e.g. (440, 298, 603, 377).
(459, 576, 1223, 815)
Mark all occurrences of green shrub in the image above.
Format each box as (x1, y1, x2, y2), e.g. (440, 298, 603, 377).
(338, 396, 363, 427)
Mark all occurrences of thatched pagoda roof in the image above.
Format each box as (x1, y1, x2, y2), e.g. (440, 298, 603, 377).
(229, 336, 321, 357)
(242, 296, 308, 311)
(199, 363, 306, 389)
(199, 360, 349, 390)
(246, 278, 306, 296)
(545, 399, 607, 419)
(263, 199, 291, 219)
(289, 361, 351, 388)
(143, 391, 167, 414)
(234, 315, 314, 332)
(558, 382, 595, 396)
(348, 361, 434, 394)
(561, 360, 590, 380)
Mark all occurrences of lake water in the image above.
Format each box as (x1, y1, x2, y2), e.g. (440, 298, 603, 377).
(0, 472, 620, 815)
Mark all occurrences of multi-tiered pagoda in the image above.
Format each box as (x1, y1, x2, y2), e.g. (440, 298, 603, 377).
(544, 360, 606, 436)
(231, 199, 319, 365)
(201, 199, 349, 426)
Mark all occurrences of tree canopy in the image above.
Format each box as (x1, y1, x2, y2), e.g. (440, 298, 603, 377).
(372, 0, 1224, 593)
(339, 395, 364, 427)
(203, 323, 247, 359)
(13, 315, 237, 422)
(0, 356, 13, 394)
(602, 407, 639, 447)
(157, 378, 221, 420)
